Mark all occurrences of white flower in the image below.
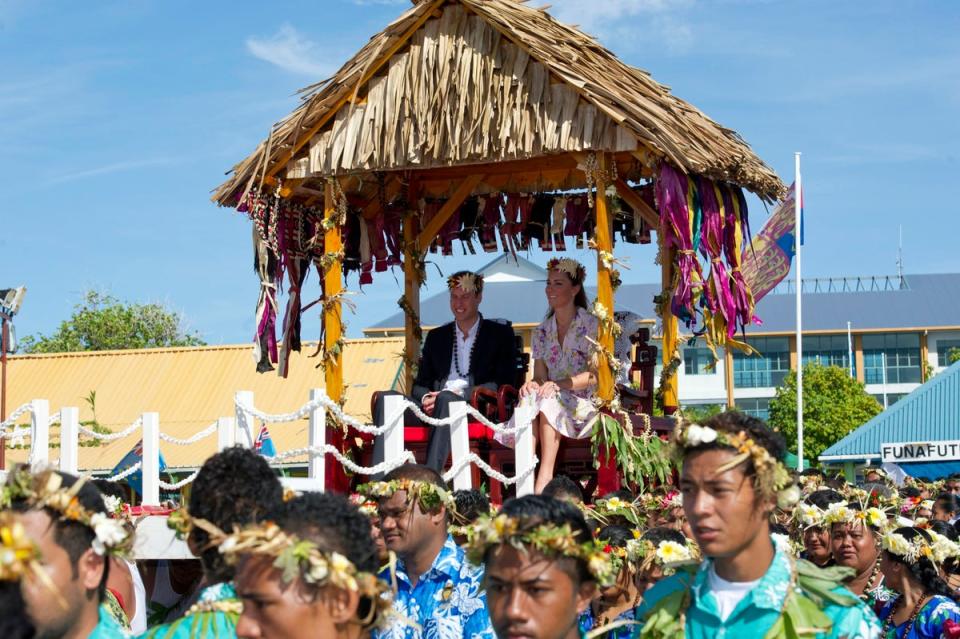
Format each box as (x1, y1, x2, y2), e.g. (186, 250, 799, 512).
(307, 556, 330, 582)
(777, 485, 801, 509)
(684, 424, 717, 447)
(798, 504, 824, 528)
(823, 502, 851, 525)
(89, 513, 127, 555)
(604, 497, 626, 510)
(218, 537, 239, 555)
(865, 508, 887, 529)
(103, 495, 122, 515)
(655, 540, 690, 564)
(882, 532, 914, 559)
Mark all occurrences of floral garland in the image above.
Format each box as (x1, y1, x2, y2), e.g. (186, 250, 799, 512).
(357, 479, 455, 513)
(822, 501, 889, 531)
(0, 512, 65, 605)
(209, 521, 393, 629)
(793, 502, 827, 529)
(349, 493, 379, 519)
(0, 467, 133, 558)
(465, 513, 616, 587)
(624, 537, 699, 575)
(446, 272, 482, 294)
(546, 257, 586, 283)
(585, 495, 645, 528)
(671, 422, 800, 508)
(881, 530, 938, 566)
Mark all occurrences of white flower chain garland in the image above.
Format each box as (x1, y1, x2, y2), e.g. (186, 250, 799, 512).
(0, 402, 32, 431)
(78, 417, 143, 442)
(159, 422, 218, 446)
(442, 452, 539, 486)
(159, 471, 201, 491)
(104, 461, 142, 483)
(269, 445, 416, 476)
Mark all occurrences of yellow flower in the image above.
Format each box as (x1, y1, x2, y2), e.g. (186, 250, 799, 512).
(605, 497, 626, 511)
(655, 540, 690, 564)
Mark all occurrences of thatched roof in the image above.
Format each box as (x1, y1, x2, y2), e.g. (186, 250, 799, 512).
(213, 0, 784, 204)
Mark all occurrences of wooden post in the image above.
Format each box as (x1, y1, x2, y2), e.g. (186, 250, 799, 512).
(29, 400, 49, 468)
(323, 180, 344, 403)
(724, 348, 735, 409)
(661, 246, 679, 414)
(920, 332, 929, 382)
(854, 335, 865, 383)
(59, 407, 79, 474)
(141, 412, 160, 507)
(402, 180, 422, 393)
(592, 154, 616, 402)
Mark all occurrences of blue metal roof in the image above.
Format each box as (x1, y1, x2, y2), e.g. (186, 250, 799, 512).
(819, 358, 960, 462)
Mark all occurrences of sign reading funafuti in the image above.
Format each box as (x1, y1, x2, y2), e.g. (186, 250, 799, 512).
(881, 440, 960, 463)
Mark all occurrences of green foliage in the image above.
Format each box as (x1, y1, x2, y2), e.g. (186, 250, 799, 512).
(679, 403, 723, 423)
(21, 291, 204, 353)
(949, 347, 960, 365)
(768, 363, 882, 462)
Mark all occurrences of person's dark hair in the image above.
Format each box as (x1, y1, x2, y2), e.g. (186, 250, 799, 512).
(274, 492, 379, 625)
(825, 472, 847, 488)
(601, 490, 635, 503)
(188, 447, 283, 583)
(682, 411, 787, 478)
(542, 475, 583, 503)
(596, 525, 632, 548)
(770, 523, 790, 536)
(641, 526, 686, 546)
(800, 468, 823, 478)
(91, 479, 126, 504)
(383, 463, 446, 490)
(900, 486, 923, 499)
(453, 489, 490, 524)
(928, 520, 959, 541)
(0, 581, 35, 639)
(448, 270, 484, 294)
(491, 495, 594, 584)
(806, 489, 844, 510)
(7, 469, 110, 601)
(884, 527, 955, 598)
(935, 493, 960, 516)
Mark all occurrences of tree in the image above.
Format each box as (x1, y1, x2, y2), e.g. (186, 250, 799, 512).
(768, 363, 882, 462)
(949, 347, 960, 365)
(21, 291, 205, 353)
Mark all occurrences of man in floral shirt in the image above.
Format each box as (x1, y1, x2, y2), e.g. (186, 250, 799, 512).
(369, 464, 494, 639)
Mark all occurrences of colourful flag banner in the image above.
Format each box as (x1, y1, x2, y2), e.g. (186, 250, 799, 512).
(254, 423, 276, 458)
(741, 184, 799, 302)
(110, 439, 167, 496)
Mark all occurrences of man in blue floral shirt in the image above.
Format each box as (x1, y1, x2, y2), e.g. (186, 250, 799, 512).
(370, 464, 494, 639)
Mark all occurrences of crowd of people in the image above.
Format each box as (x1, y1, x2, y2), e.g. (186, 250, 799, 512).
(7, 410, 960, 638)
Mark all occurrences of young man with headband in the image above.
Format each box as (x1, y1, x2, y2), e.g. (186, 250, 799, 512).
(635, 411, 882, 638)
(359, 463, 493, 639)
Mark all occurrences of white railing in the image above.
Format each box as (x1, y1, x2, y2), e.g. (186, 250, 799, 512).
(3, 389, 538, 503)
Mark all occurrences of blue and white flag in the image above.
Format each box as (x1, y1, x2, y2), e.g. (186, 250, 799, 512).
(254, 423, 276, 458)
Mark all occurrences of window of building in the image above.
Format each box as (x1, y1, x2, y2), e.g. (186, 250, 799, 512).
(937, 340, 960, 367)
(802, 334, 854, 374)
(733, 337, 790, 388)
(684, 347, 716, 375)
(871, 392, 907, 408)
(735, 397, 771, 420)
(862, 333, 921, 384)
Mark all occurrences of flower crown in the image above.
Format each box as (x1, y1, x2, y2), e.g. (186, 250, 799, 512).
(447, 272, 482, 294)
(882, 530, 941, 566)
(465, 513, 616, 586)
(671, 423, 799, 508)
(207, 520, 393, 628)
(822, 501, 889, 531)
(349, 493, 380, 519)
(1, 467, 133, 558)
(581, 496, 644, 528)
(623, 537, 699, 575)
(793, 502, 828, 529)
(0, 512, 65, 604)
(357, 479, 455, 514)
(546, 258, 586, 283)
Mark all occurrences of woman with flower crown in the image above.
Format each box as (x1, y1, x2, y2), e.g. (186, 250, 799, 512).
(876, 526, 960, 638)
(634, 412, 881, 638)
(501, 257, 599, 494)
(826, 501, 897, 612)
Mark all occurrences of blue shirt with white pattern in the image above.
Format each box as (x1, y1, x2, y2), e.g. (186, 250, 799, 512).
(374, 535, 494, 639)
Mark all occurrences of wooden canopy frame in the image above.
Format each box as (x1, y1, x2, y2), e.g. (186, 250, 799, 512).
(214, 0, 784, 423)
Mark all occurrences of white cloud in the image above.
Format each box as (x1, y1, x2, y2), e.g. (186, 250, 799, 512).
(45, 158, 178, 185)
(546, 0, 695, 53)
(547, 0, 693, 33)
(245, 24, 336, 77)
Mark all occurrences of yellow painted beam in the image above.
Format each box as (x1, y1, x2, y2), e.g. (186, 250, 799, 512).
(416, 174, 484, 248)
(403, 180, 422, 392)
(323, 181, 344, 402)
(661, 244, 679, 413)
(591, 154, 616, 402)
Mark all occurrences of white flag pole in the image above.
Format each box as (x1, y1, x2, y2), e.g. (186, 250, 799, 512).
(795, 152, 804, 472)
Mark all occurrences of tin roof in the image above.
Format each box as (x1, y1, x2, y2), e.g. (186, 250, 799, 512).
(4, 339, 403, 472)
(820, 358, 960, 462)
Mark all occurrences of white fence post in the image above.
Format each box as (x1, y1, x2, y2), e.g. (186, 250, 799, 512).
(448, 401, 472, 491)
(59, 407, 79, 474)
(514, 403, 536, 497)
(142, 412, 160, 506)
(307, 389, 326, 491)
(382, 394, 406, 469)
(29, 399, 49, 468)
(217, 417, 236, 451)
(234, 391, 255, 448)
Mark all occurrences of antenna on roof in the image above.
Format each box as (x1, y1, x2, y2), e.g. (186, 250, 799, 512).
(897, 225, 905, 289)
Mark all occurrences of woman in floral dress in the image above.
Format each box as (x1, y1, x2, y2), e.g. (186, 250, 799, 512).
(876, 526, 960, 638)
(506, 257, 599, 493)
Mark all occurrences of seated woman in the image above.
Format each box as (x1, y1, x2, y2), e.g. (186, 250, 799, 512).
(500, 257, 599, 494)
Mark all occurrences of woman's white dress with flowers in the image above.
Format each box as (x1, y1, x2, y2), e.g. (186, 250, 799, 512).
(497, 307, 599, 446)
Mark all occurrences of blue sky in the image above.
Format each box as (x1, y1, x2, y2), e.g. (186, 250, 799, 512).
(2, 0, 957, 347)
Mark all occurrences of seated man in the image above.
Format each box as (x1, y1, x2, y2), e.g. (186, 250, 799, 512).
(373, 270, 517, 472)
(4, 466, 135, 639)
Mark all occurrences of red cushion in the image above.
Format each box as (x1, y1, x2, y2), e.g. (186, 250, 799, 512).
(403, 422, 493, 442)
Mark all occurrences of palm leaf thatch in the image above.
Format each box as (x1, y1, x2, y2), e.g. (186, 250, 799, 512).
(213, 0, 784, 204)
